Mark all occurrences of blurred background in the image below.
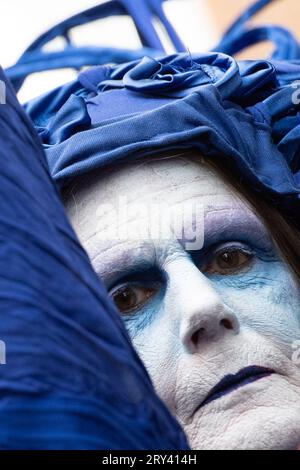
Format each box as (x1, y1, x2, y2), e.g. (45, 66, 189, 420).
(1, 0, 300, 101)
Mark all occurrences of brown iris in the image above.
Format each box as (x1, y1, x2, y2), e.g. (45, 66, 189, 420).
(205, 247, 253, 275)
(111, 284, 157, 314)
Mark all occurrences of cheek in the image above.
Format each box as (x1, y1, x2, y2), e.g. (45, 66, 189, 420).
(128, 303, 180, 409)
(212, 262, 300, 348)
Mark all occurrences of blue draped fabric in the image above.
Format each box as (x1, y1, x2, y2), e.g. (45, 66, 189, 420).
(0, 68, 189, 450)
(26, 51, 300, 224)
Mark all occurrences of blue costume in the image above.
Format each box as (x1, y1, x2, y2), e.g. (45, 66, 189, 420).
(1, 0, 300, 449)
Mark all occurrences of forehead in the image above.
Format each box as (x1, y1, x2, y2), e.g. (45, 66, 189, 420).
(65, 154, 245, 226)
(64, 154, 272, 278)
(64, 155, 265, 265)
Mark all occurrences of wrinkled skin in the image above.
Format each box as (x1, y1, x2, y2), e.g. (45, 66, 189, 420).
(65, 155, 300, 450)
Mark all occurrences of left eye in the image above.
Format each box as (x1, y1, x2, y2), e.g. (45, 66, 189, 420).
(109, 284, 158, 314)
(204, 246, 254, 275)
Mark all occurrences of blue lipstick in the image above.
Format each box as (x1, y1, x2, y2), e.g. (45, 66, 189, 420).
(197, 366, 274, 410)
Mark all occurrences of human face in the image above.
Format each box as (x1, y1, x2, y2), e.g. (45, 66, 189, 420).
(65, 155, 300, 450)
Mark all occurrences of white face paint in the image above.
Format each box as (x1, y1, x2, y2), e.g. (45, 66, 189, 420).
(65, 155, 300, 450)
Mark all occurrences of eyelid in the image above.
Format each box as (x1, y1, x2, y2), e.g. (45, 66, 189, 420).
(201, 241, 255, 275)
(106, 266, 165, 292)
(109, 281, 138, 297)
(109, 281, 162, 318)
(207, 240, 278, 263)
(109, 280, 162, 297)
(210, 241, 254, 257)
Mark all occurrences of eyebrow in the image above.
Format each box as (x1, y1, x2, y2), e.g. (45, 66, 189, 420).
(93, 243, 158, 287)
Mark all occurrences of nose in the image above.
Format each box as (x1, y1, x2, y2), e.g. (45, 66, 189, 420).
(166, 257, 240, 353)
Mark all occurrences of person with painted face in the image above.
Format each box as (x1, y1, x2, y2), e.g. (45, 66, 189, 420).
(2, 0, 298, 450)
(24, 48, 300, 450)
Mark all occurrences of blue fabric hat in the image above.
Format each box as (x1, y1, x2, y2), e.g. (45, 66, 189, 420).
(26, 51, 300, 221)
(22, 0, 300, 226)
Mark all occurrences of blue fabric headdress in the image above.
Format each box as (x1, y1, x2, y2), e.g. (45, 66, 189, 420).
(21, 0, 300, 226)
(26, 51, 300, 220)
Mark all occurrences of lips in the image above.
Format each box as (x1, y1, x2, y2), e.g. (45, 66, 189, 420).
(196, 365, 275, 411)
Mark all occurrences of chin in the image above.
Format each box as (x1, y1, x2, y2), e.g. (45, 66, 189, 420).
(183, 376, 300, 450)
(188, 409, 300, 450)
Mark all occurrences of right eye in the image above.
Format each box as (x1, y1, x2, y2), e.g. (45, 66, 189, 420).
(204, 245, 254, 275)
(110, 283, 159, 314)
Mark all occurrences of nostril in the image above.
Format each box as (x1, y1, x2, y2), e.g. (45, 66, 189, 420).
(191, 327, 205, 346)
(183, 311, 239, 352)
(220, 318, 233, 330)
